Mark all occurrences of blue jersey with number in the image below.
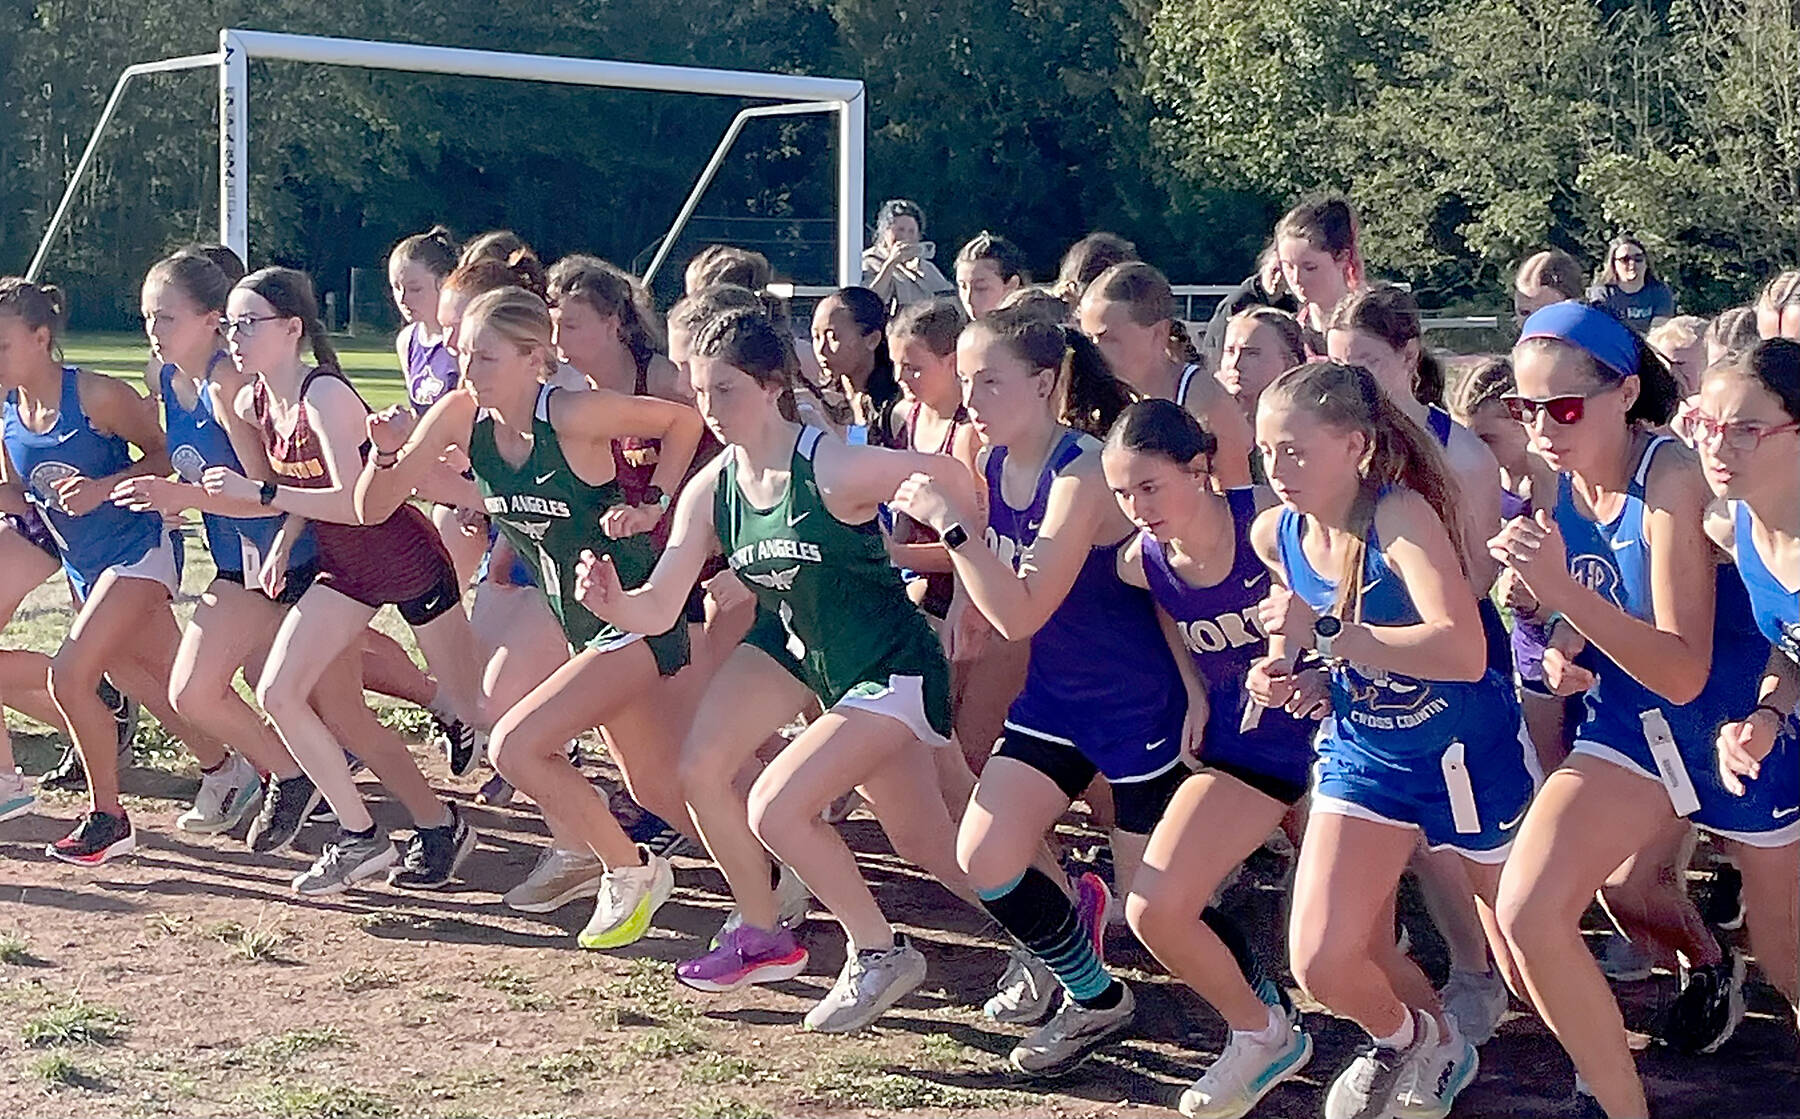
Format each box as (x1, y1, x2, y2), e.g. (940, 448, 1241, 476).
(161, 359, 314, 575)
(1553, 437, 1788, 835)
(4, 367, 165, 599)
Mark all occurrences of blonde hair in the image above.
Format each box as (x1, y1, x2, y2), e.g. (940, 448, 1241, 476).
(461, 287, 555, 378)
(1646, 314, 1705, 356)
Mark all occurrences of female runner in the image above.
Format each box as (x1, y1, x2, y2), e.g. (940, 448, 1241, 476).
(1077, 262, 1254, 488)
(1249, 361, 1532, 1119)
(573, 306, 975, 1034)
(1105, 398, 1319, 1118)
(1, 277, 243, 863)
(890, 307, 1178, 1077)
(190, 267, 482, 894)
(1491, 303, 1776, 1116)
(358, 285, 701, 948)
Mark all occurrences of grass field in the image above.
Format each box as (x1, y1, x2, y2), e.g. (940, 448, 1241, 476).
(63, 331, 413, 411)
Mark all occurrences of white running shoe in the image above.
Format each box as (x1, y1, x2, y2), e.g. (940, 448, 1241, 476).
(579, 847, 674, 950)
(1179, 1007, 1313, 1119)
(803, 936, 929, 1033)
(504, 846, 606, 913)
(292, 831, 398, 896)
(712, 862, 813, 945)
(1009, 983, 1136, 1077)
(1325, 1010, 1439, 1119)
(178, 755, 263, 834)
(985, 947, 1058, 1025)
(1393, 1017, 1479, 1119)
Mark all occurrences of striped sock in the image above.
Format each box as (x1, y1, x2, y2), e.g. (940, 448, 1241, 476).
(977, 868, 1119, 1007)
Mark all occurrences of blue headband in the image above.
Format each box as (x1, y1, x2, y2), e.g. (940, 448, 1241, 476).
(1519, 301, 1639, 380)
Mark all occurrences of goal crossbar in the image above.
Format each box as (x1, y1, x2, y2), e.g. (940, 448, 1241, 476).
(27, 29, 867, 287)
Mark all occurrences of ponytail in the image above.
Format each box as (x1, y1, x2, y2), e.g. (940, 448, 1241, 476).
(1105, 397, 1218, 468)
(979, 302, 1135, 437)
(1328, 283, 1444, 407)
(391, 225, 460, 279)
(238, 267, 339, 376)
(1516, 300, 1680, 426)
(0, 277, 72, 358)
(1264, 360, 1466, 622)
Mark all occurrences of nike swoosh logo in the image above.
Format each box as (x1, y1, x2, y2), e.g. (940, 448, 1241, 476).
(1497, 804, 1530, 832)
(1609, 538, 1637, 551)
(52, 430, 78, 444)
(1145, 738, 1167, 752)
(1243, 573, 1266, 591)
(787, 510, 811, 528)
(534, 472, 556, 485)
(1026, 520, 1042, 533)
(1774, 805, 1799, 820)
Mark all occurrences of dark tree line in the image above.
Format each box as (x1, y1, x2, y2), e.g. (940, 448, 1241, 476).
(4, 1, 1795, 327)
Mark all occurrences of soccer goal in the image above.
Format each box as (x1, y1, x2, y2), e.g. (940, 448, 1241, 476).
(27, 29, 867, 288)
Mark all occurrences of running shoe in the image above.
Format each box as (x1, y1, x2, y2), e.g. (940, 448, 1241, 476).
(1660, 946, 1746, 1054)
(711, 863, 813, 947)
(388, 803, 478, 889)
(1178, 1006, 1312, 1119)
(0, 768, 37, 823)
(1075, 870, 1113, 963)
(432, 714, 482, 778)
(1598, 934, 1655, 982)
(177, 755, 263, 834)
(578, 846, 674, 950)
(39, 743, 87, 792)
(248, 772, 322, 854)
(46, 810, 135, 866)
(1559, 1088, 1607, 1118)
(1702, 861, 1745, 931)
(291, 830, 398, 896)
(1393, 1017, 1479, 1119)
(504, 846, 605, 913)
(678, 923, 808, 993)
(1008, 983, 1136, 1077)
(1439, 967, 1508, 1045)
(803, 935, 928, 1033)
(476, 772, 513, 807)
(985, 947, 1058, 1025)
(1324, 1010, 1439, 1119)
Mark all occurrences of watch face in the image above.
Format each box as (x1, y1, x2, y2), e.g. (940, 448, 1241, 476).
(1315, 616, 1343, 637)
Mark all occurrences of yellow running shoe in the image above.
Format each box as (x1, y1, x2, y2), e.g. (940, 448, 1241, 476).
(579, 846, 674, 950)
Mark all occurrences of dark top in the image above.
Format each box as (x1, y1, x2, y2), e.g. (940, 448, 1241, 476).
(1585, 279, 1675, 334)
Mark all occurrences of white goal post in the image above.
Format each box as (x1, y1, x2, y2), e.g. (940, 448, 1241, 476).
(28, 29, 868, 288)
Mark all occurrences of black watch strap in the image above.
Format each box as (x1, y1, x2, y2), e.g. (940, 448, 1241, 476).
(259, 481, 278, 507)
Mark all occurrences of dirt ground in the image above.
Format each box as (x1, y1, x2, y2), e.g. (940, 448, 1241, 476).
(2, 725, 1795, 1119)
(1, 554, 1796, 1119)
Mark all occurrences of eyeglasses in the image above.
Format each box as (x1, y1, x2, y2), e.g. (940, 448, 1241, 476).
(1502, 386, 1615, 426)
(219, 314, 283, 336)
(1614, 252, 1645, 265)
(1674, 412, 1800, 453)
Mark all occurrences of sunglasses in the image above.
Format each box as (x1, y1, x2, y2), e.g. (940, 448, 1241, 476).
(1501, 386, 1614, 426)
(1615, 252, 1645, 264)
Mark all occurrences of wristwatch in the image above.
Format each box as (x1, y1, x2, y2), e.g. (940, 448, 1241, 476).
(258, 481, 277, 507)
(1313, 615, 1343, 658)
(942, 523, 970, 552)
(642, 485, 671, 511)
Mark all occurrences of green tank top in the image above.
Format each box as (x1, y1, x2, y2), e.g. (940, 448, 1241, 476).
(469, 385, 655, 649)
(715, 426, 941, 706)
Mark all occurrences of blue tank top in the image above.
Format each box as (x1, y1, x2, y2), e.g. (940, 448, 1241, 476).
(161, 359, 316, 575)
(4, 367, 165, 597)
(1553, 436, 1767, 745)
(1276, 497, 1512, 762)
(985, 431, 1185, 771)
(1732, 501, 1800, 667)
(404, 324, 459, 415)
(1141, 487, 1315, 783)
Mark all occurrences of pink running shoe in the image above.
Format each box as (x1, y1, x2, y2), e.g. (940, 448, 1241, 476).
(677, 923, 809, 993)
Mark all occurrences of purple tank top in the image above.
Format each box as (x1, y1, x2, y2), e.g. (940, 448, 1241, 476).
(404, 324, 459, 415)
(1140, 487, 1315, 786)
(983, 430, 1186, 779)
